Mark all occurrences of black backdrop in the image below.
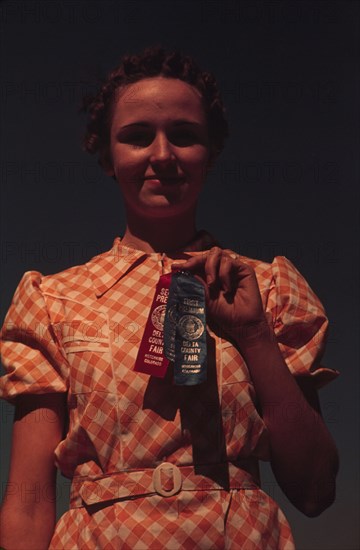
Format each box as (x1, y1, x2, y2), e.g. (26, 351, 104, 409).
(1, 1, 359, 548)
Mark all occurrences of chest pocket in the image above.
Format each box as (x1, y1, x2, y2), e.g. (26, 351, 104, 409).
(54, 316, 116, 394)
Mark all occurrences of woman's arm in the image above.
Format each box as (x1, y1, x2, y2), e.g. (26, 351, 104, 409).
(173, 248, 339, 516)
(0, 393, 65, 550)
(234, 320, 339, 516)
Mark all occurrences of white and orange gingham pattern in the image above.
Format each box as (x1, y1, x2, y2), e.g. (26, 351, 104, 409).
(0, 233, 338, 549)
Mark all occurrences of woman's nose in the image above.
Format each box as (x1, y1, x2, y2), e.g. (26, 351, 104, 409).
(149, 134, 176, 166)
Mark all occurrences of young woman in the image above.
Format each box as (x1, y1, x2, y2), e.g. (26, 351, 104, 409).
(0, 46, 339, 549)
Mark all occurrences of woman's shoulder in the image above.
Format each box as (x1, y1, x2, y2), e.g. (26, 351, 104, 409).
(15, 238, 122, 299)
(227, 250, 293, 280)
(232, 251, 303, 284)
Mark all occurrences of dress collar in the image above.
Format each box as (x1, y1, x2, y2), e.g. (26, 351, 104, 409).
(86, 231, 219, 298)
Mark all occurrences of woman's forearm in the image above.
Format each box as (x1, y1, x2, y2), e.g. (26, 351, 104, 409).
(0, 499, 56, 550)
(234, 320, 339, 516)
(0, 394, 65, 550)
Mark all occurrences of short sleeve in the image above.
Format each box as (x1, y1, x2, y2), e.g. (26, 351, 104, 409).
(267, 256, 339, 389)
(0, 271, 68, 403)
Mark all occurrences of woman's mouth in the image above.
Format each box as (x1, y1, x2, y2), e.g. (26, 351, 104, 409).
(144, 176, 186, 186)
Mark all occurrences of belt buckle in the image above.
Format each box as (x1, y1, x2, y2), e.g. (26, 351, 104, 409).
(152, 462, 182, 497)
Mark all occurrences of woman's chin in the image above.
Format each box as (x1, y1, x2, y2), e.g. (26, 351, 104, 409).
(130, 197, 195, 219)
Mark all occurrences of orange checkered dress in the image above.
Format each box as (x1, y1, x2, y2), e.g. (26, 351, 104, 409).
(0, 233, 338, 549)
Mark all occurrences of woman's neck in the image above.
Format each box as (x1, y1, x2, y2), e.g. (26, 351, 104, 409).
(120, 211, 198, 254)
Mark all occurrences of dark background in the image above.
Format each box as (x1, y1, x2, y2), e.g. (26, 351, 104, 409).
(0, 1, 359, 548)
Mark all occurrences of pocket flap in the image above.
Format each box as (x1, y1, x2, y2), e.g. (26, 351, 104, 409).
(53, 319, 109, 352)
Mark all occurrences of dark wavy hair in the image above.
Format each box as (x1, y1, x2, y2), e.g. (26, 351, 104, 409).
(81, 45, 229, 167)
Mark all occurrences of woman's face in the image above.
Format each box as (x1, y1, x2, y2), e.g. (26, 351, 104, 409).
(104, 77, 211, 219)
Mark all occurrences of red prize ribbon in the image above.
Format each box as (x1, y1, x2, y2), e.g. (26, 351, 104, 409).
(134, 273, 172, 378)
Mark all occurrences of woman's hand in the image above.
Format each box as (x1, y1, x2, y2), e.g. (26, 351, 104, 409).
(173, 246, 267, 341)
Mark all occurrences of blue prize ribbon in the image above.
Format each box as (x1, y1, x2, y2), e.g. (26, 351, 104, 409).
(164, 271, 207, 386)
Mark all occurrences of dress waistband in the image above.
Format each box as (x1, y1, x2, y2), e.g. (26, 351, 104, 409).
(70, 460, 260, 509)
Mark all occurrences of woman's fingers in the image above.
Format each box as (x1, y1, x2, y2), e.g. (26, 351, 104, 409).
(218, 254, 237, 294)
(204, 247, 222, 286)
(172, 247, 240, 293)
(172, 247, 222, 286)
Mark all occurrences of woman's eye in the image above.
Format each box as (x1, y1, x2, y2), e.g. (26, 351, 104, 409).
(122, 132, 152, 147)
(171, 131, 198, 147)
(128, 134, 151, 147)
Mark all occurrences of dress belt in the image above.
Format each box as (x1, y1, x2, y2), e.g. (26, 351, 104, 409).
(70, 460, 260, 509)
